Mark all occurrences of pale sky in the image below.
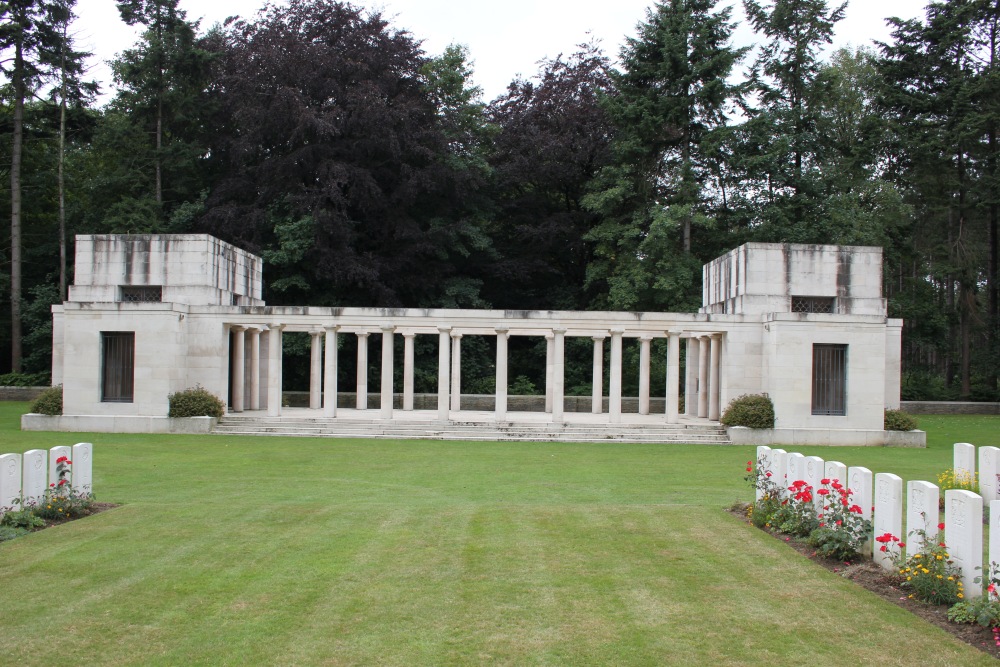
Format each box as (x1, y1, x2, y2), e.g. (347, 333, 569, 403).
(73, 0, 928, 104)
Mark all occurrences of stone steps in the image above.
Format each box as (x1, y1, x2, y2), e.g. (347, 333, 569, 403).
(213, 415, 731, 444)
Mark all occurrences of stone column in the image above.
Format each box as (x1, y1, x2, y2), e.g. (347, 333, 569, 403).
(451, 332, 463, 412)
(495, 328, 509, 420)
(709, 333, 722, 421)
(545, 334, 554, 413)
(356, 332, 369, 410)
(231, 326, 245, 413)
(403, 333, 415, 411)
(323, 326, 339, 418)
(685, 337, 699, 416)
(438, 328, 451, 421)
(380, 325, 395, 419)
(638, 335, 652, 416)
(666, 331, 680, 423)
(249, 328, 261, 411)
(309, 330, 323, 409)
(698, 335, 709, 418)
(592, 336, 605, 414)
(609, 329, 624, 424)
(266, 324, 284, 417)
(552, 328, 566, 423)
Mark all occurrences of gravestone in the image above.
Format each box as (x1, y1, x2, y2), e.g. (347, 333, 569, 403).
(848, 466, 874, 521)
(48, 445, 72, 487)
(0, 453, 21, 512)
(804, 455, 825, 511)
(21, 449, 47, 506)
(72, 443, 93, 494)
(874, 473, 903, 571)
(906, 480, 939, 554)
(786, 452, 805, 490)
(755, 446, 771, 502)
(954, 442, 976, 480)
(945, 489, 983, 598)
(979, 446, 1000, 504)
(825, 461, 847, 486)
(991, 500, 1000, 589)
(771, 449, 788, 497)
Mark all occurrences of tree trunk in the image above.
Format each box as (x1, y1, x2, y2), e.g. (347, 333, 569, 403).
(59, 24, 68, 302)
(10, 41, 24, 373)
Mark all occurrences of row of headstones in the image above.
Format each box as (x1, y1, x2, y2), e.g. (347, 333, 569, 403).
(0, 443, 93, 512)
(755, 444, 995, 599)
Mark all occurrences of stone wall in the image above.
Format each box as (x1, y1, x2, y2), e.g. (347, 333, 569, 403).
(901, 401, 1000, 415)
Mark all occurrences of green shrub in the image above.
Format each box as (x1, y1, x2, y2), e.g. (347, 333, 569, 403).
(884, 408, 917, 431)
(0, 371, 50, 387)
(720, 393, 775, 429)
(30, 385, 62, 415)
(0, 525, 30, 542)
(0, 509, 45, 530)
(168, 386, 225, 418)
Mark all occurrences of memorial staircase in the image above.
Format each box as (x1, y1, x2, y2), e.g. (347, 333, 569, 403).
(213, 410, 731, 444)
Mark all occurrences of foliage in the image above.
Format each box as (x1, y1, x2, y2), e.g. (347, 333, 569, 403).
(0, 371, 49, 386)
(720, 393, 775, 429)
(949, 562, 1000, 627)
(29, 385, 62, 415)
(0, 508, 45, 529)
(27, 455, 93, 521)
(0, 525, 31, 542)
(168, 385, 224, 418)
(771, 480, 820, 537)
(884, 409, 918, 431)
(805, 478, 872, 562)
(745, 457, 783, 530)
(937, 468, 979, 494)
(897, 527, 965, 606)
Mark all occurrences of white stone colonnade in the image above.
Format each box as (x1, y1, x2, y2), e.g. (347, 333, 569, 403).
(225, 319, 725, 424)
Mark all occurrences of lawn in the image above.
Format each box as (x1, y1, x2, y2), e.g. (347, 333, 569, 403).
(1, 403, 998, 666)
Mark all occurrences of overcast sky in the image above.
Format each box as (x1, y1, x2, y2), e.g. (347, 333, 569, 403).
(73, 0, 928, 104)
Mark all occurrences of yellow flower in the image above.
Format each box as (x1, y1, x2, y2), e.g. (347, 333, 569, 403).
(958, 593, 964, 599)
(947, 576, 954, 581)
(936, 575, 943, 579)
(914, 554, 922, 559)
(936, 555, 943, 560)
(907, 576, 912, 581)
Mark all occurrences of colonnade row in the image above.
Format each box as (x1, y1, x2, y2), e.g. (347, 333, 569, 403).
(227, 325, 724, 423)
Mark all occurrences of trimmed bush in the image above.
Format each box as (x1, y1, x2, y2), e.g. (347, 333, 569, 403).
(720, 393, 775, 429)
(30, 385, 62, 415)
(168, 386, 225, 418)
(0, 371, 50, 387)
(884, 408, 917, 431)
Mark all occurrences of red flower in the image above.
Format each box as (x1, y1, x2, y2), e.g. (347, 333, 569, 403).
(835, 520, 842, 526)
(939, 542, 947, 548)
(49, 483, 55, 487)
(898, 542, 906, 548)
(831, 481, 843, 490)
(880, 545, 888, 552)
(55, 456, 67, 463)
(821, 478, 831, 485)
(849, 505, 863, 514)
(816, 489, 829, 496)
(938, 522, 945, 530)
(57, 479, 66, 486)
(765, 472, 772, 478)
(819, 522, 825, 527)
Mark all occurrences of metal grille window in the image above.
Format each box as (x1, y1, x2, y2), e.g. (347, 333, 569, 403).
(119, 286, 162, 302)
(792, 296, 835, 313)
(812, 344, 847, 416)
(101, 332, 135, 403)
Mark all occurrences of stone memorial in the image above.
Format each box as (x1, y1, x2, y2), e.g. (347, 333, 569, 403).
(755, 446, 771, 501)
(954, 442, 976, 480)
(0, 453, 21, 511)
(803, 455, 825, 510)
(824, 461, 847, 487)
(770, 449, 788, 497)
(21, 449, 47, 506)
(72, 442, 93, 493)
(945, 489, 983, 598)
(980, 446, 1000, 504)
(874, 472, 903, 570)
(48, 445, 72, 486)
(991, 500, 1000, 586)
(786, 453, 805, 490)
(848, 466, 873, 521)
(906, 480, 939, 554)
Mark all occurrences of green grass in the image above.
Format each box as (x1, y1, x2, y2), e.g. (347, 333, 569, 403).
(0, 404, 996, 666)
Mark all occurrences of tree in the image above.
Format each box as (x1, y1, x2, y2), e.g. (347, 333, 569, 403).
(487, 43, 614, 310)
(0, 0, 72, 372)
(202, 0, 489, 307)
(584, 0, 746, 311)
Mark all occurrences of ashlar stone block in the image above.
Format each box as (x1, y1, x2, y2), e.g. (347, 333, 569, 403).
(22, 449, 47, 507)
(945, 489, 983, 598)
(906, 480, 939, 555)
(0, 453, 21, 512)
(979, 446, 1000, 504)
(874, 473, 903, 571)
(72, 443, 93, 494)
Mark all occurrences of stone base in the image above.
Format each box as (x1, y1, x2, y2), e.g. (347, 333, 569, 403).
(726, 426, 926, 447)
(21, 414, 217, 434)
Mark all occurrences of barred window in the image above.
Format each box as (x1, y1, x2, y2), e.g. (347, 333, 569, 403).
(792, 296, 835, 313)
(101, 332, 135, 403)
(812, 344, 847, 416)
(120, 286, 162, 302)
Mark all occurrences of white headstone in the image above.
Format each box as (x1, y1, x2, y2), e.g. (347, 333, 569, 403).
(874, 473, 903, 571)
(71, 443, 93, 494)
(979, 446, 1000, 504)
(848, 466, 874, 521)
(906, 480, 939, 554)
(21, 449, 47, 507)
(48, 445, 72, 488)
(754, 446, 771, 501)
(0, 453, 21, 512)
(825, 461, 847, 487)
(786, 452, 805, 492)
(771, 449, 788, 497)
(803, 455, 825, 511)
(945, 489, 983, 598)
(954, 442, 976, 481)
(990, 500, 1000, 592)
